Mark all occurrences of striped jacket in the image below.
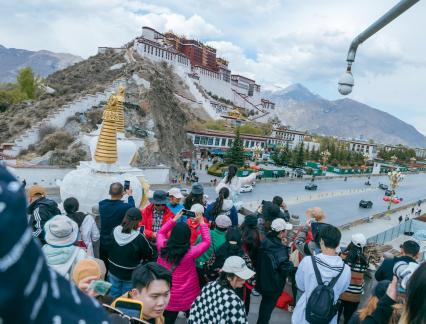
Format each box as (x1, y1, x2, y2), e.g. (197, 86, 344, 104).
(340, 253, 368, 303)
(28, 197, 61, 244)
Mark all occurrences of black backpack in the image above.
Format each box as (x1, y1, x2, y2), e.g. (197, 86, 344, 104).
(306, 256, 344, 324)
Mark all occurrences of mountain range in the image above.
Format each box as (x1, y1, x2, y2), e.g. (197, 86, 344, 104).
(264, 84, 426, 148)
(0, 44, 82, 82)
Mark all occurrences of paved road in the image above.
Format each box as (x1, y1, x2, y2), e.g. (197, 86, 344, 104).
(202, 173, 426, 226)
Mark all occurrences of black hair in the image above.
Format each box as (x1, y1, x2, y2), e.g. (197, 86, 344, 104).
(402, 240, 420, 257)
(216, 228, 243, 260)
(131, 262, 172, 291)
(217, 271, 236, 290)
(240, 217, 261, 267)
(225, 165, 238, 184)
(63, 197, 79, 213)
(109, 182, 124, 196)
(160, 223, 191, 267)
(319, 224, 341, 249)
(272, 196, 283, 207)
(211, 187, 230, 218)
(404, 262, 426, 324)
(183, 192, 204, 210)
(344, 242, 368, 268)
(121, 216, 140, 234)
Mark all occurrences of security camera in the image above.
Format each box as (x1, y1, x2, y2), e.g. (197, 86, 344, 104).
(338, 70, 354, 95)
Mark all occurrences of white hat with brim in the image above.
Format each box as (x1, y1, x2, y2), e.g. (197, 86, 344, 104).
(168, 187, 183, 199)
(44, 215, 79, 247)
(271, 218, 293, 232)
(221, 256, 255, 280)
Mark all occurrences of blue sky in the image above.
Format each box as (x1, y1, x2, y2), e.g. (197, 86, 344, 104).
(1, 0, 425, 134)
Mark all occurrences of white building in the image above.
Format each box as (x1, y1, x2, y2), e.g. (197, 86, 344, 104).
(342, 139, 377, 159)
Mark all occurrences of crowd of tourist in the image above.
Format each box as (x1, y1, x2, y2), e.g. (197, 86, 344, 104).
(1, 163, 426, 324)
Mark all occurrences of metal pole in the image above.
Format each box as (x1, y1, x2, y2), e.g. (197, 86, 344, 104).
(345, 0, 420, 67)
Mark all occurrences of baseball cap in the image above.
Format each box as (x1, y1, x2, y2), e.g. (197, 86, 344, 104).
(215, 214, 232, 229)
(190, 203, 204, 214)
(271, 218, 292, 232)
(221, 256, 255, 280)
(351, 233, 367, 248)
(168, 187, 183, 199)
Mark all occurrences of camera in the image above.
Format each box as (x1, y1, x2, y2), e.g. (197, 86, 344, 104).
(393, 261, 419, 293)
(338, 71, 354, 95)
(182, 209, 196, 218)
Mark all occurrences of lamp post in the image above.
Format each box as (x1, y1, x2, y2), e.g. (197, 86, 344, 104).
(321, 150, 331, 175)
(338, 0, 420, 95)
(387, 170, 404, 211)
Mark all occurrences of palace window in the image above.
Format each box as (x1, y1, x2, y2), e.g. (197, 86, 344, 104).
(221, 138, 227, 146)
(194, 136, 200, 144)
(215, 138, 220, 146)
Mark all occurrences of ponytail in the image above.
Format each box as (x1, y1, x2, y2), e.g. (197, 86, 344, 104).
(225, 165, 238, 184)
(212, 187, 230, 218)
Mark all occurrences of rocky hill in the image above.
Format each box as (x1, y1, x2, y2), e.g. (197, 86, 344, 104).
(264, 84, 426, 147)
(0, 44, 82, 82)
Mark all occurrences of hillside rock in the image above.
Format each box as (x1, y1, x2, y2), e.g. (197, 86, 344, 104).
(264, 85, 426, 147)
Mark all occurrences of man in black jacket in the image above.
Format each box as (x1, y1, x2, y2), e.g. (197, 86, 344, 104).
(375, 240, 420, 282)
(256, 218, 293, 324)
(28, 185, 61, 245)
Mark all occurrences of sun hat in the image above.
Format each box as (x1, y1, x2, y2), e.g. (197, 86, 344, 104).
(149, 190, 168, 205)
(191, 183, 204, 195)
(271, 218, 293, 232)
(221, 256, 255, 280)
(72, 259, 101, 284)
(28, 184, 46, 200)
(215, 214, 232, 229)
(168, 187, 183, 199)
(351, 233, 367, 248)
(44, 215, 79, 247)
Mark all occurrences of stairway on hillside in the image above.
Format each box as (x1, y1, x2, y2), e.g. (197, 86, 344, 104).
(3, 78, 126, 158)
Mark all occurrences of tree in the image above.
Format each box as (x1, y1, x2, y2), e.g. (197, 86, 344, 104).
(17, 67, 36, 99)
(226, 127, 245, 166)
(295, 142, 305, 167)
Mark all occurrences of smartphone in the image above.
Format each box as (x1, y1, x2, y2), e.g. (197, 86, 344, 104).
(182, 209, 196, 218)
(124, 180, 130, 191)
(113, 298, 144, 320)
(88, 280, 112, 296)
(139, 225, 145, 234)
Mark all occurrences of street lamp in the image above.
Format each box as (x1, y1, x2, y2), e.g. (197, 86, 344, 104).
(338, 0, 420, 95)
(387, 170, 404, 211)
(320, 150, 331, 174)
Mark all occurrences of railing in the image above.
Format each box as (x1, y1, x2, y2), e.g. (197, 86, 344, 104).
(367, 219, 413, 245)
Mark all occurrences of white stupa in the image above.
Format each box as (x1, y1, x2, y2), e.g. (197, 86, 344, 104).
(60, 86, 150, 213)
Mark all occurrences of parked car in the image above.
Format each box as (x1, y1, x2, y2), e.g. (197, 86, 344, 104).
(240, 185, 254, 193)
(378, 183, 388, 190)
(305, 183, 318, 190)
(359, 200, 373, 208)
(385, 189, 396, 196)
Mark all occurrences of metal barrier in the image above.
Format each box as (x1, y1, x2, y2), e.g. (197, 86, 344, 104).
(367, 219, 413, 245)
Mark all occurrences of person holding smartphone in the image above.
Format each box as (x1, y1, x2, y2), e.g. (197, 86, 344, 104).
(108, 208, 156, 298)
(157, 209, 211, 324)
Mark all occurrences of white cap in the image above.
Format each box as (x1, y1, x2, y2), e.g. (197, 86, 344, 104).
(271, 218, 292, 232)
(215, 214, 232, 229)
(221, 256, 255, 280)
(190, 203, 204, 214)
(351, 233, 367, 248)
(168, 187, 183, 199)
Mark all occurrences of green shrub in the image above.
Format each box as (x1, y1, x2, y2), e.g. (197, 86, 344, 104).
(37, 130, 74, 155)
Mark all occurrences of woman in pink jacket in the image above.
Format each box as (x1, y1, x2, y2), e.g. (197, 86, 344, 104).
(157, 209, 211, 324)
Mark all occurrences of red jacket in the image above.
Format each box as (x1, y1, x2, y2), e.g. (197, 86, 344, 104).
(139, 204, 174, 240)
(187, 216, 209, 245)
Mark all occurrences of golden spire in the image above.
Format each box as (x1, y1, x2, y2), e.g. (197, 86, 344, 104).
(94, 94, 120, 164)
(116, 86, 125, 133)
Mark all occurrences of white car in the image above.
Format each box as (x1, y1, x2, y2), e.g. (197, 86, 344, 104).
(240, 185, 253, 193)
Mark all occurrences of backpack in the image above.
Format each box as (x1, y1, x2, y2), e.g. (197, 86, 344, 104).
(306, 256, 344, 324)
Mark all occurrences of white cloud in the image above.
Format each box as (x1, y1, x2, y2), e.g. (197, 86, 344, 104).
(1, 0, 426, 134)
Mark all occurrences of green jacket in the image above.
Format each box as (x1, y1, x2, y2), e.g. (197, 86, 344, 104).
(195, 228, 226, 268)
